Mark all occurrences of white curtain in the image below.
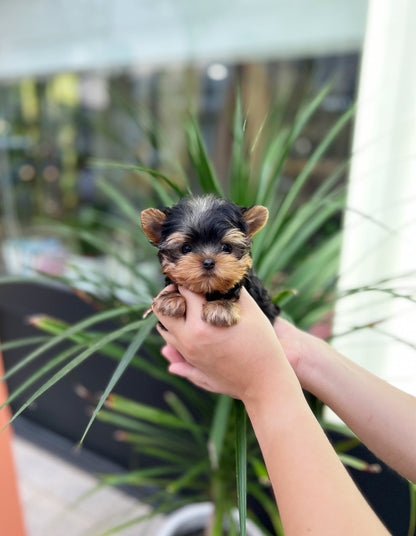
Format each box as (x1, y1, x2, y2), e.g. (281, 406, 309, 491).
(333, 0, 416, 396)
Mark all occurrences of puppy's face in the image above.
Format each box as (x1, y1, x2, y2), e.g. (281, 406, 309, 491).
(141, 196, 268, 294)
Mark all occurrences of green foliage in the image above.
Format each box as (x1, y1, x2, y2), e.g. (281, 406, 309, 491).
(409, 482, 416, 536)
(3, 87, 405, 535)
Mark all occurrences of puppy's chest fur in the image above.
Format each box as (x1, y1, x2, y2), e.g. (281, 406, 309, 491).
(141, 195, 280, 326)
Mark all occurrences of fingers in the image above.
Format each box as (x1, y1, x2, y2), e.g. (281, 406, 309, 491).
(167, 361, 194, 377)
(161, 347, 204, 386)
(161, 344, 219, 393)
(154, 287, 225, 393)
(153, 285, 205, 334)
(236, 286, 256, 310)
(153, 285, 260, 337)
(153, 284, 270, 359)
(155, 283, 177, 297)
(176, 286, 206, 321)
(153, 285, 185, 340)
(161, 344, 185, 364)
(156, 320, 176, 345)
(168, 361, 221, 393)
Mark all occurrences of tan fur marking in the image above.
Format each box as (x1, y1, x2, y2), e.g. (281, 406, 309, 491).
(242, 206, 269, 237)
(153, 291, 186, 318)
(141, 208, 166, 244)
(162, 232, 187, 249)
(221, 229, 250, 249)
(202, 300, 241, 326)
(161, 252, 252, 294)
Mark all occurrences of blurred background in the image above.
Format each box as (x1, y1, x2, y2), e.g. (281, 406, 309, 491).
(0, 0, 363, 278)
(1, 1, 416, 535)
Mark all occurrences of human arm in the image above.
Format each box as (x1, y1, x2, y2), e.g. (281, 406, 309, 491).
(274, 318, 416, 483)
(153, 286, 390, 536)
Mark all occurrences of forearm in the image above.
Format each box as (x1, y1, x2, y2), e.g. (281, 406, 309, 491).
(303, 338, 416, 482)
(244, 374, 390, 535)
(155, 290, 391, 533)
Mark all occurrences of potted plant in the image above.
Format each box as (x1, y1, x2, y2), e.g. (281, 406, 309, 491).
(1, 87, 414, 535)
(156, 503, 264, 536)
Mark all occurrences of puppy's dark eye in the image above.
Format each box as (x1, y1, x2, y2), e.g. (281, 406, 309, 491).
(221, 243, 232, 253)
(181, 244, 192, 254)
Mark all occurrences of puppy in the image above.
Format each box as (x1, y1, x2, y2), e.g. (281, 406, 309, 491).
(141, 195, 280, 327)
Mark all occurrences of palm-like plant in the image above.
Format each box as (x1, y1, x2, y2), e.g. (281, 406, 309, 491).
(2, 85, 412, 536)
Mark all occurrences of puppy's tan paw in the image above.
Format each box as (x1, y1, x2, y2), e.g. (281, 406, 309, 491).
(202, 300, 240, 327)
(153, 291, 186, 318)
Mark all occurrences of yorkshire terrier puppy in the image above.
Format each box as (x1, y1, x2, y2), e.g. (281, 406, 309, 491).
(141, 195, 280, 327)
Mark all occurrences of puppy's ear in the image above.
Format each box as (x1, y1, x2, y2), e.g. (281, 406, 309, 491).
(141, 208, 166, 244)
(242, 205, 269, 237)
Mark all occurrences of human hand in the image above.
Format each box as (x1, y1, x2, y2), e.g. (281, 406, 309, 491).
(153, 285, 292, 402)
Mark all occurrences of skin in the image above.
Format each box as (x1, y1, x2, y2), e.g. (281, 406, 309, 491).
(152, 285, 408, 535)
(274, 317, 416, 485)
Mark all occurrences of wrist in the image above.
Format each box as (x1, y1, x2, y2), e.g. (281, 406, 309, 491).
(243, 372, 315, 461)
(242, 356, 306, 421)
(295, 333, 329, 391)
(297, 332, 347, 403)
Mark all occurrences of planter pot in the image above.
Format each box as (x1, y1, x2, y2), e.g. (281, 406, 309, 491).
(157, 502, 264, 536)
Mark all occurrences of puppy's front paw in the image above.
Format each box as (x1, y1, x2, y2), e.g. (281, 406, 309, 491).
(202, 300, 240, 327)
(153, 291, 186, 318)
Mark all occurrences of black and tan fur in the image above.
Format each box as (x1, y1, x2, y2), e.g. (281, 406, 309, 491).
(141, 195, 280, 327)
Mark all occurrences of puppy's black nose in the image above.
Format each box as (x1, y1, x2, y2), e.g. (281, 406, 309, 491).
(202, 258, 215, 271)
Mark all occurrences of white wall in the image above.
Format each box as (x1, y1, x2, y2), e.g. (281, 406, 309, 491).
(333, 0, 416, 396)
(0, 0, 368, 80)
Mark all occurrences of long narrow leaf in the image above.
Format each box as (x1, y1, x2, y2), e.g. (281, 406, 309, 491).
(1, 304, 144, 382)
(338, 453, 381, 473)
(259, 83, 333, 205)
(208, 394, 233, 470)
(105, 393, 205, 432)
(409, 482, 416, 536)
(98, 465, 178, 488)
(30, 315, 135, 363)
(164, 390, 206, 448)
(247, 483, 284, 536)
(54, 224, 153, 290)
(185, 115, 223, 196)
(135, 445, 197, 466)
(126, 351, 210, 415)
(235, 400, 247, 536)
(286, 232, 342, 293)
(229, 91, 250, 204)
(79, 314, 156, 444)
(258, 193, 344, 283)
(0, 335, 50, 353)
(0, 275, 57, 286)
(2, 319, 144, 429)
(263, 104, 355, 255)
(92, 159, 187, 198)
(166, 460, 208, 494)
(1, 342, 87, 408)
(115, 429, 203, 459)
(254, 127, 289, 206)
(96, 177, 144, 224)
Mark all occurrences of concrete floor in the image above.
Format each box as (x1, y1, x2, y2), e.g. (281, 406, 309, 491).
(12, 419, 165, 536)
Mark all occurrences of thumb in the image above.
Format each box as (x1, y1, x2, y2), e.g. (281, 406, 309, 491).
(177, 286, 206, 318)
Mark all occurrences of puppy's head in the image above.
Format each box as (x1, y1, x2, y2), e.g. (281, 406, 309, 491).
(141, 195, 268, 294)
